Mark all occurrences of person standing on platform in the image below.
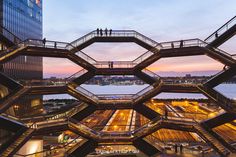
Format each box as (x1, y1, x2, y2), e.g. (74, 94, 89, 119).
(111, 61, 114, 68)
(97, 28, 99, 36)
(100, 29, 103, 36)
(105, 28, 108, 36)
(42, 38, 46, 47)
(180, 144, 183, 153)
(171, 42, 174, 48)
(215, 32, 218, 38)
(180, 40, 183, 48)
(109, 29, 112, 36)
(174, 144, 178, 153)
(164, 108, 168, 119)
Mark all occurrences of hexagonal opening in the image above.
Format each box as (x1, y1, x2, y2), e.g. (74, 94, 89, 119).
(5, 93, 79, 117)
(146, 55, 224, 78)
(43, 57, 83, 79)
(81, 109, 150, 132)
(147, 129, 203, 143)
(16, 130, 82, 156)
(214, 74, 236, 100)
(81, 43, 147, 61)
(81, 75, 148, 96)
(144, 95, 222, 122)
(219, 36, 236, 56)
(213, 121, 236, 145)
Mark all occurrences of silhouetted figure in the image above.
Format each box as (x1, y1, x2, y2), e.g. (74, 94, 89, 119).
(54, 42, 57, 48)
(180, 144, 183, 153)
(174, 144, 178, 153)
(164, 109, 168, 119)
(100, 29, 103, 36)
(215, 32, 218, 38)
(180, 40, 183, 48)
(108, 61, 111, 68)
(223, 65, 227, 70)
(171, 42, 174, 48)
(109, 29, 112, 36)
(105, 28, 108, 36)
(97, 28, 99, 36)
(42, 38, 46, 47)
(111, 61, 114, 68)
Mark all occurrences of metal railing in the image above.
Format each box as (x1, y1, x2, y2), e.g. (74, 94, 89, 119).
(160, 38, 206, 49)
(76, 86, 99, 101)
(160, 38, 235, 61)
(0, 25, 22, 44)
(142, 69, 161, 80)
(21, 79, 68, 87)
(94, 125, 138, 132)
(132, 44, 161, 65)
(67, 69, 88, 80)
(28, 117, 68, 129)
(205, 67, 229, 84)
(95, 61, 136, 68)
(25, 39, 70, 50)
(197, 86, 236, 111)
(97, 94, 134, 100)
(75, 50, 97, 65)
(133, 85, 154, 99)
(69, 30, 159, 49)
(69, 120, 101, 138)
(205, 16, 236, 43)
(132, 115, 197, 136)
(14, 136, 82, 157)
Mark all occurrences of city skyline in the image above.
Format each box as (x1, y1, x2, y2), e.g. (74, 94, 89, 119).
(43, 0, 236, 78)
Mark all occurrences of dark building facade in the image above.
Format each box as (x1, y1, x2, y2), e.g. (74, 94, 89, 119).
(0, 0, 43, 117)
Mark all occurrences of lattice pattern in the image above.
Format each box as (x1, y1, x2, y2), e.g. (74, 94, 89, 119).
(0, 16, 236, 156)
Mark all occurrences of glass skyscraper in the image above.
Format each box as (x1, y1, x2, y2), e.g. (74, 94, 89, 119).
(0, 0, 43, 117)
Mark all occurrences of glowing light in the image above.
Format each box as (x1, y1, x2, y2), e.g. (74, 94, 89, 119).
(208, 113, 216, 118)
(113, 125, 118, 130)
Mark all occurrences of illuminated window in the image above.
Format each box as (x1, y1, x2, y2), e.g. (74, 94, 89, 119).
(36, 0, 41, 6)
(31, 99, 41, 107)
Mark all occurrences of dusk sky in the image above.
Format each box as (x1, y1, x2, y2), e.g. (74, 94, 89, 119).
(43, 0, 236, 78)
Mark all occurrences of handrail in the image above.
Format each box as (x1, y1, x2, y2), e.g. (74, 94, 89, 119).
(132, 44, 161, 64)
(67, 69, 88, 80)
(15, 135, 81, 157)
(76, 86, 99, 100)
(69, 30, 96, 48)
(0, 25, 22, 44)
(97, 94, 134, 100)
(70, 30, 159, 48)
(142, 69, 161, 80)
(95, 61, 136, 68)
(0, 121, 37, 156)
(132, 115, 197, 136)
(205, 67, 230, 84)
(160, 38, 235, 61)
(133, 85, 154, 99)
(75, 50, 97, 64)
(69, 120, 101, 137)
(205, 16, 236, 43)
(197, 86, 235, 109)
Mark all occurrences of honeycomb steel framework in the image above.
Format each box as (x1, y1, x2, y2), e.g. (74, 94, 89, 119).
(0, 16, 236, 157)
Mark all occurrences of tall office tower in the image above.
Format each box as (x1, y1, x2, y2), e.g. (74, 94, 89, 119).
(0, 0, 43, 117)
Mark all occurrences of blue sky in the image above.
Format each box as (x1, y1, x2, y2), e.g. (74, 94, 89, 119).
(42, 0, 236, 77)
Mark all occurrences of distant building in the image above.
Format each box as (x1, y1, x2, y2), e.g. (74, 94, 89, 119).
(185, 74, 191, 78)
